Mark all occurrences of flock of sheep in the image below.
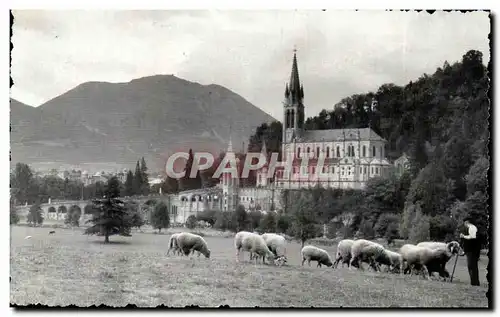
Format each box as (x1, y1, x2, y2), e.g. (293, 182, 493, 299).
(165, 231, 465, 282)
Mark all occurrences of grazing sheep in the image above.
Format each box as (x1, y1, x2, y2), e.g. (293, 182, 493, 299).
(414, 241, 464, 280)
(333, 239, 355, 269)
(251, 233, 288, 264)
(376, 249, 404, 275)
(301, 245, 334, 268)
(176, 232, 211, 258)
(399, 243, 456, 280)
(234, 231, 276, 264)
(167, 233, 181, 256)
(350, 239, 386, 271)
(416, 241, 464, 256)
(48, 231, 56, 235)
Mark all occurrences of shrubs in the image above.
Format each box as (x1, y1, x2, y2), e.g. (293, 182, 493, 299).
(186, 215, 197, 229)
(374, 213, 400, 238)
(277, 214, 291, 234)
(409, 209, 430, 243)
(259, 212, 277, 233)
(356, 219, 375, 239)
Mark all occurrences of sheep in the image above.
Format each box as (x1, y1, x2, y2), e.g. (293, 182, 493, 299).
(414, 241, 464, 280)
(175, 232, 211, 258)
(399, 243, 456, 281)
(251, 233, 288, 264)
(234, 231, 276, 265)
(48, 231, 56, 235)
(333, 239, 355, 269)
(301, 245, 334, 268)
(376, 249, 404, 275)
(416, 241, 464, 256)
(349, 239, 386, 271)
(167, 233, 182, 256)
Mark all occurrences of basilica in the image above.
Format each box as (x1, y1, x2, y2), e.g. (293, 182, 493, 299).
(169, 51, 395, 221)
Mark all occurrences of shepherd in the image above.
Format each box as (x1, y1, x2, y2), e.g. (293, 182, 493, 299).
(460, 217, 481, 286)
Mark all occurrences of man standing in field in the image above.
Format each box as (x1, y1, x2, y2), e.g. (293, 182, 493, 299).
(460, 217, 481, 286)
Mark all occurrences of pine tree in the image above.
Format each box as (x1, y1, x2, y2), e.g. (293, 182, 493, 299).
(409, 207, 430, 244)
(124, 170, 134, 197)
(133, 160, 142, 196)
(27, 203, 44, 227)
(140, 157, 150, 195)
(150, 202, 170, 233)
(84, 176, 132, 243)
(10, 200, 19, 225)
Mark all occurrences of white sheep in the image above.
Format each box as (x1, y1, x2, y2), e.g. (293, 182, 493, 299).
(234, 231, 276, 265)
(349, 239, 386, 271)
(301, 245, 334, 268)
(256, 233, 288, 266)
(377, 249, 404, 275)
(333, 239, 355, 269)
(399, 243, 456, 280)
(175, 232, 211, 258)
(167, 233, 181, 256)
(416, 241, 464, 256)
(414, 241, 464, 279)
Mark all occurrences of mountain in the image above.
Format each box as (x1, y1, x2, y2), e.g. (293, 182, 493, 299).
(10, 75, 276, 172)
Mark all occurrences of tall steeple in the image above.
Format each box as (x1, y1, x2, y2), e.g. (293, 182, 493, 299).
(288, 49, 302, 103)
(282, 48, 305, 149)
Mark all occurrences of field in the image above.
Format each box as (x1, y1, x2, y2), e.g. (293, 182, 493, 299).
(10, 226, 489, 308)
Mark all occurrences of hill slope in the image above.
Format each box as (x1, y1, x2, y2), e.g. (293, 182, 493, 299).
(10, 75, 275, 171)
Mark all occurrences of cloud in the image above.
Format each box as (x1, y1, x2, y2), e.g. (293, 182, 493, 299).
(11, 10, 490, 120)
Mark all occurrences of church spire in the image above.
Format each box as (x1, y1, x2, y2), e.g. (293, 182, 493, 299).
(288, 49, 302, 103)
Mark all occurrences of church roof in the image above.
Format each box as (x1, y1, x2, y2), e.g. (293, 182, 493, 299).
(294, 128, 385, 143)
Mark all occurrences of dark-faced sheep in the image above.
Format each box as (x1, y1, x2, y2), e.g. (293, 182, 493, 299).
(333, 239, 355, 269)
(414, 241, 464, 280)
(235, 231, 276, 265)
(399, 243, 457, 280)
(176, 232, 211, 258)
(301, 245, 334, 268)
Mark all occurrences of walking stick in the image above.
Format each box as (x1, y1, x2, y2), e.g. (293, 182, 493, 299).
(450, 253, 459, 283)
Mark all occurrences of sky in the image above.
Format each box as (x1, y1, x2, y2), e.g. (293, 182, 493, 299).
(10, 10, 490, 120)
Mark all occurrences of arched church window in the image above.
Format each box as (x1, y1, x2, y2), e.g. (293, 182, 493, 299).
(372, 146, 376, 157)
(336, 146, 340, 157)
(362, 146, 366, 157)
(291, 109, 295, 127)
(316, 147, 320, 158)
(297, 147, 301, 158)
(326, 146, 330, 158)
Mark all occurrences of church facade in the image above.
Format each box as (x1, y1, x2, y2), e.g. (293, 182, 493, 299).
(256, 51, 392, 190)
(170, 51, 394, 220)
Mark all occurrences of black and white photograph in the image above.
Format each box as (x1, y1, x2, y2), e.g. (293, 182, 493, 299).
(7, 7, 492, 309)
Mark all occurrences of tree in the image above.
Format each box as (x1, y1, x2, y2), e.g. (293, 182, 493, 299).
(259, 212, 277, 233)
(196, 209, 217, 226)
(65, 205, 82, 227)
(11, 163, 37, 204)
(248, 210, 263, 231)
(384, 222, 399, 245)
(84, 177, 132, 243)
(27, 204, 43, 226)
(105, 176, 122, 199)
(10, 201, 19, 225)
(374, 213, 400, 238)
(150, 202, 170, 233)
(133, 160, 142, 195)
(277, 214, 291, 234)
(140, 157, 150, 195)
(186, 215, 197, 229)
(409, 208, 430, 244)
(290, 192, 318, 248)
(214, 211, 235, 232)
(356, 219, 375, 239)
(124, 170, 135, 197)
(234, 205, 249, 232)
